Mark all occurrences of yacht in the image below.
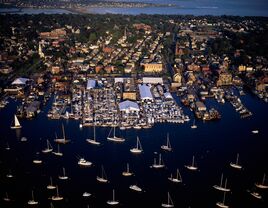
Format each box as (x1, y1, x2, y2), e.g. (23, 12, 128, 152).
(161, 133, 172, 151)
(47, 177, 56, 190)
(161, 192, 174, 207)
(78, 158, 92, 167)
(168, 169, 182, 183)
(191, 119, 197, 129)
(255, 173, 268, 189)
(86, 125, 100, 145)
(42, 140, 53, 153)
(129, 184, 142, 192)
(58, 167, 68, 180)
(96, 165, 109, 183)
(216, 191, 229, 208)
(122, 163, 133, 176)
(107, 127, 125, 142)
(185, 156, 198, 171)
(10, 115, 22, 129)
(151, 154, 165, 169)
(54, 124, 70, 144)
(28, 190, 38, 205)
(249, 191, 262, 199)
(213, 174, 231, 192)
(3, 192, 11, 202)
(130, 136, 143, 153)
(252, 130, 259, 134)
(107, 189, 119, 205)
(230, 153, 242, 169)
(52, 144, 63, 156)
(82, 192, 91, 197)
(51, 186, 63, 201)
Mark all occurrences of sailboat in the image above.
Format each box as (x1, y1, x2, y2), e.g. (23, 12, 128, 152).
(51, 186, 63, 201)
(151, 154, 165, 169)
(52, 144, 63, 156)
(230, 153, 242, 169)
(130, 136, 143, 153)
(54, 124, 70, 144)
(252, 130, 259, 134)
(249, 190, 262, 199)
(86, 125, 100, 145)
(161, 133, 172, 151)
(216, 191, 229, 208)
(107, 189, 119, 205)
(107, 127, 125, 142)
(96, 165, 109, 183)
(28, 190, 38, 205)
(185, 155, 198, 171)
(47, 177, 56, 190)
(42, 139, 53, 153)
(191, 119, 197, 129)
(168, 169, 182, 183)
(255, 173, 268, 189)
(122, 163, 133, 176)
(58, 167, 68, 180)
(3, 192, 11, 202)
(78, 158, 92, 167)
(5, 142, 10, 150)
(213, 174, 231, 192)
(161, 192, 174, 207)
(6, 169, 13, 178)
(82, 192, 91, 197)
(10, 115, 22, 129)
(129, 184, 142, 192)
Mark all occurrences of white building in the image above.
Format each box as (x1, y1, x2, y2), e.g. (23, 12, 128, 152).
(142, 77, 163, 84)
(86, 79, 96, 90)
(119, 100, 140, 113)
(138, 84, 154, 101)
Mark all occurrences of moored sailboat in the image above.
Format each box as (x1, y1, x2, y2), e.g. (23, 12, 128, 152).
(54, 124, 70, 144)
(168, 169, 182, 183)
(86, 125, 100, 145)
(255, 173, 268, 189)
(47, 177, 56, 190)
(28, 190, 38, 205)
(161, 133, 172, 151)
(42, 139, 53, 153)
(51, 186, 63, 201)
(52, 144, 63, 156)
(161, 192, 174, 207)
(151, 154, 165, 169)
(96, 165, 109, 183)
(107, 189, 119, 205)
(10, 115, 22, 129)
(213, 174, 231, 192)
(58, 167, 68, 180)
(122, 163, 133, 176)
(130, 136, 143, 153)
(185, 155, 198, 171)
(129, 184, 142, 192)
(230, 153, 242, 169)
(107, 127, 125, 142)
(216, 191, 229, 208)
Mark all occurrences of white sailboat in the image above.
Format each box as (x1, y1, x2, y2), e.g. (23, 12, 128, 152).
(107, 189, 119, 205)
(5, 142, 10, 150)
(82, 192, 91, 197)
(78, 158, 92, 167)
(230, 153, 242, 169)
(86, 125, 100, 145)
(129, 184, 142, 192)
(191, 119, 197, 129)
(54, 124, 70, 144)
(3, 192, 11, 202)
(252, 130, 259, 134)
(47, 177, 56, 190)
(42, 139, 53, 153)
(52, 144, 63, 156)
(130, 136, 143, 153)
(185, 155, 198, 171)
(216, 191, 229, 208)
(51, 186, 63, 201)
(161, 133, 172, 151)
(6, 169, 13, 178)
(96, 165, 109, 183)
(213, 174, 231, 192)
(255, 173, 268, 189)
(58, 167, 68, 180)
(28, 190, 38, 205)
(122, 163, 133, 176)
(249, 191, 262, 199)
(168, 169, 182, 183)
(10, 115, 22, 129)
(151, 154, 165, 169)
(107, 127, 125, 142)
(161, 192, 174, 208)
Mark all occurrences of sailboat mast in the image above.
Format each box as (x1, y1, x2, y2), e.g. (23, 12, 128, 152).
(112, 189, 115, 201)
(236, 154, 239, 165)
(220, 174, 223, 187)
(93, 125, 96, 140)
(127, 163, 129, 172)
(62, 124, 65, 140)
(192, 156, 195, 166)
(262, 174, 266, 185)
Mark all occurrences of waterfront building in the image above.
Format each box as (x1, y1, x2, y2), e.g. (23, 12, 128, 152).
(138, 84, 154, 101)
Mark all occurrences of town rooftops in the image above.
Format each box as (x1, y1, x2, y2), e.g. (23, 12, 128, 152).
(12, 78, 29, 85)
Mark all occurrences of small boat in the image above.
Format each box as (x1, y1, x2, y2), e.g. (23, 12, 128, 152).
(249, 191, 262, 199)
(52, 144, 63, 156)
(86, 125, 100, 145)
(3, 192, 11, 202)
(59, 167, 69, 180)
(6, 170, 13, 178)
(255, 173, 268, 189)
(107, 127, 125, 142)
(96, 165, 109, 183)
(191, 119, 197, 129)
(129, 184, 142, 192)
(161, 133, 172, 151)
(216, 191, 229, 208)
(151, 154, 165, 169)
(130, 136, 143, 154)
(51, 186, 63, 201)
(33, 159, 42, 164)
(185, 156, 198, 171)
(47, 177, 56, 190)
(252, 130, 259, 134)
(54, 124, 70, 144)
(230, 153, 242, 169)
(107, 189, 119, 205)
(28, 190, 38, 205)
(122, 163, 133, 176)
(168, 169, 182, 183)
(21, 137, 28, 142)
(42, 139, 53, 153)
(161, 192, 174, 207)
(213, 174, 231, 192)
(5, 142, 10, 150)
(10, 115, 22, 129)
(78, 158, 92, 167)
(82, 192, 91, 197)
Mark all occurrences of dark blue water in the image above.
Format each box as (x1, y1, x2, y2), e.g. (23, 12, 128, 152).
(0, 0, 268, 16)
(0, 92, 268, 207)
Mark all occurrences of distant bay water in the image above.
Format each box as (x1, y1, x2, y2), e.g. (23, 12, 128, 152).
(0, 0, 268, 16)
